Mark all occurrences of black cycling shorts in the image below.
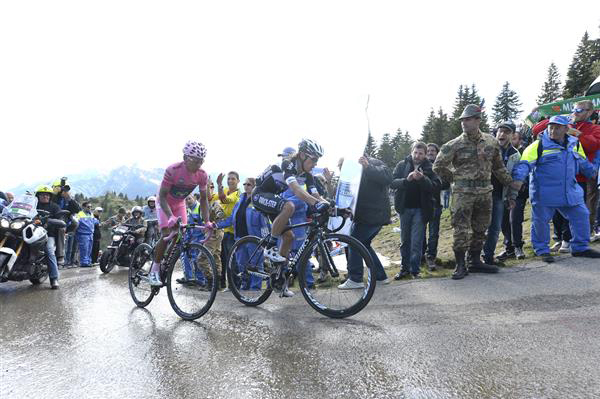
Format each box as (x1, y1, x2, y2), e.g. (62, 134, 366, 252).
(251, 190, 287, 221)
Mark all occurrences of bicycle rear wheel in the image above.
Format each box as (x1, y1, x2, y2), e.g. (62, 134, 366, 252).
(298, 233, 376, 318)
(226, 235, 273, 306)
(166, 243, 218, 320)
(128, 243, 156, 308)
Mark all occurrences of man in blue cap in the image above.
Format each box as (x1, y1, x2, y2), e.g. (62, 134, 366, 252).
(512, 115, 600, 262)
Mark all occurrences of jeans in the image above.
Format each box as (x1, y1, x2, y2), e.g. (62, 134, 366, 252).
(422, 206, 442, 259)
(55, 227, 65, 259)
(181, 245, 207, 285)
(347, 222, 387, 282)
(400, 208, 425, 275)
(553, 211, 572, 242)
(45, 237, 59, 279)
(220, 232, 235, 288)
(65, 232, 77, 265)
(442, 190, 450, 209)
(502, 196, 526, 251)
(483, 196, 504, 261)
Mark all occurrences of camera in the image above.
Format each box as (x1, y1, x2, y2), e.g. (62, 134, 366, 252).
(60, 177, 71, 192)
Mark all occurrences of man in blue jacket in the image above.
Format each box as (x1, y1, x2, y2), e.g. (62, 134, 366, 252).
(512, 115, 600, 262)
(75, 201, 99, 267)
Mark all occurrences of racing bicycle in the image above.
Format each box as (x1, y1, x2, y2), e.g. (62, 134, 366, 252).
(128, 221, 217, 320)
(226, 206, 376, 318)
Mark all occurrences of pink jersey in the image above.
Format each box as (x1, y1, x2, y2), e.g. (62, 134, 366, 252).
(160, 161, 208, 207)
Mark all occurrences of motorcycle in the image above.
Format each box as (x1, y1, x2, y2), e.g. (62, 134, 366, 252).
(99, 223, 144, 274)
(0, 194, 68, 285)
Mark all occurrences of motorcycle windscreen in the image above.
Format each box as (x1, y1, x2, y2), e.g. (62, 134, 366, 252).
(2, 194, 38, 219)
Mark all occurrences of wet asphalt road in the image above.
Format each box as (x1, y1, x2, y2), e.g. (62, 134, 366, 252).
(1, 254, 599, 399)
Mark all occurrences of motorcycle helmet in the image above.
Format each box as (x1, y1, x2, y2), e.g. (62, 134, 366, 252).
(131, 206, 143, 217)
(35, 185, 54, 196)
(298, 139, 324, 159)
(147, 196, 156, 204)
(23, 224, 48, 245)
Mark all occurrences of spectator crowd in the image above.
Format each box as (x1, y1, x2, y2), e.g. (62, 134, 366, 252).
(1, 102, 600, 290)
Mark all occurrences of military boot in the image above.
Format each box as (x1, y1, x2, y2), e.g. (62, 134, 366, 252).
(468, 250, 499, 273)
(451, 251, 467, 280)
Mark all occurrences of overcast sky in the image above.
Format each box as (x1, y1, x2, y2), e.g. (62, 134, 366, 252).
(1, 1, 599, 189)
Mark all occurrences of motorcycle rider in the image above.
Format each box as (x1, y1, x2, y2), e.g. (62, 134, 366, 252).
(107, 207, 129, 227)
(128, 206, 147, 247)
(35, 185, 61, 289)
(143, 196, 157, 219)
(143, 196, 158, 244)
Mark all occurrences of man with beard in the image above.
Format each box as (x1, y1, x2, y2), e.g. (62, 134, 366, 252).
(392, 142, 442, 279)
(482, 121, 520, 265)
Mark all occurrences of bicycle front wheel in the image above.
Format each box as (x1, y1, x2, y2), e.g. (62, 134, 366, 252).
(166, 243, 218, 320)
(298, 233, 376, 318)
(227, 235, 273, 306)
(128, 243, 156, 308)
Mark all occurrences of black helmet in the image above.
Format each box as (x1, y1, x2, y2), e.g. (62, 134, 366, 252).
(298, 139, 324, 158)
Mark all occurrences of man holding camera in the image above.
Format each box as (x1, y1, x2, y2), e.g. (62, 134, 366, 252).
(52, 178, 80, 267)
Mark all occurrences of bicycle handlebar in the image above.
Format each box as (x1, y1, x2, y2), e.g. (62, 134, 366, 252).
(162, 219, 215, 244)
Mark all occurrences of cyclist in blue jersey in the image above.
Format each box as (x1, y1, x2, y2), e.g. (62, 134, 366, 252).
(252, 139, 330, 264)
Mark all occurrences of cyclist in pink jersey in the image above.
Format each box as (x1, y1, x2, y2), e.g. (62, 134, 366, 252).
(148, 141, 214, 286)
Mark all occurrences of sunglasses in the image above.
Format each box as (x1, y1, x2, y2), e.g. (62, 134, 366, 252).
(573, 108, 590, 114)
(185, 155, 204, 163)
(243, 183, 254, 186)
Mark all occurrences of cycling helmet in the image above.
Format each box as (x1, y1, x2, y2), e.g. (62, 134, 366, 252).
(183, 141, 207, 159)
(35, 185, 54, 195)
(23, 224, 48, 245)
(131, 206, 143, 216)
(147, 195, 156, 204)
(298, 139, 324, 158)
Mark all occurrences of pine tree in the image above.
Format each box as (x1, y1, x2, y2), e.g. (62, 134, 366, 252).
(492, 81, 522, 124)
(537, 62, 562, 105)
(468, 84, 489, 132)
(564, 32, 597, 98)
(420, 109, 436, 144)
(390, 128, 404, 166)
(364, 132, 377, 157)
(396, 131, 414, 162)
(377, 133, 396, 169)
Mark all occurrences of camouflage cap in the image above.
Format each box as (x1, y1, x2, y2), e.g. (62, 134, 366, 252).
(459, 104, 482, 120)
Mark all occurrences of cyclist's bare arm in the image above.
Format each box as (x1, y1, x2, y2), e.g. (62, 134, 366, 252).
(199, 189, 210, 225)
(157, 186, 173, 220)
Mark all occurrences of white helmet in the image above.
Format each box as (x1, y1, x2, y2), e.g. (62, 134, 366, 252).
(131, 206, 143, 216)
(23, 224, 48, 245)
(147, 196, 156, 203)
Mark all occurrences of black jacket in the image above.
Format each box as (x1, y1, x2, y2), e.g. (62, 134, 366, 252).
(354, 158, 393, 226)
(37, 201, 61, 238)
(391, 156, 441, 223)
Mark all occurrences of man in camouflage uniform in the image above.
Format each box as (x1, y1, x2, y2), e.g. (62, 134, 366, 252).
(433, 104, 516, 280)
